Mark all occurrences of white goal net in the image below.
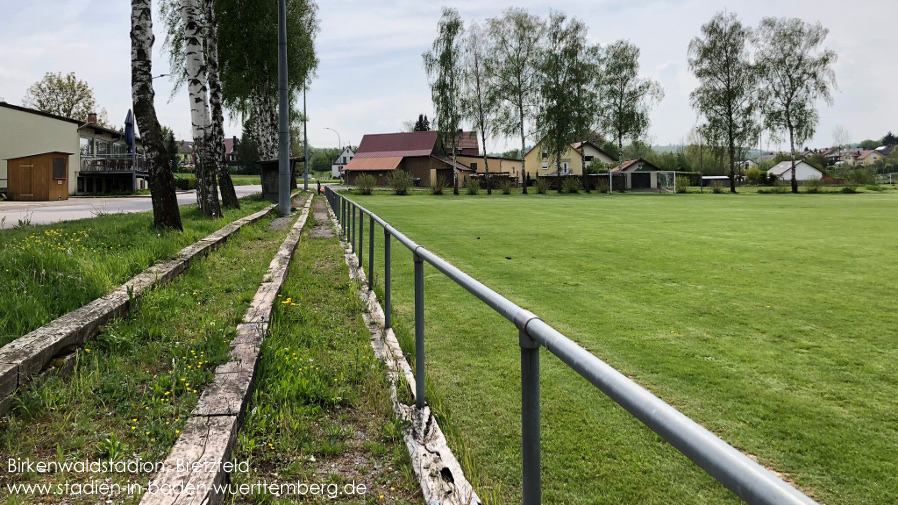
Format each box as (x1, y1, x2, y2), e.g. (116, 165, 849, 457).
(657, 171, 677, 192)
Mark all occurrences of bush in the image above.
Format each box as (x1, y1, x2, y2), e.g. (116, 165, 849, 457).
(804, 176, 823, 193)
(841, 182, 858, 193)
(464, 178, 480, 195)
(535, 178, 549, 194)
(389, 170, 414, 195)
(595, 178, 609, 194)
(771, 179, 789, 193)
(430, 176, 447, 195)
(561, 176, 582, 194)
(865, 184, 884, 192)
(765, 172, 777, 186)
(745, 167, 761, 184)
(500, 180, 513, 195)
(711, 180, 725, 193)
(355, 174, 375, 195)
(174, 175, 196, 190)
(675, 176, 690, 193)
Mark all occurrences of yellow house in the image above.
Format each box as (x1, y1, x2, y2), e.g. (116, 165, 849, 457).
(522, 138, 617, 180)
(855, 150, 884, 166)
(455, 154, 523, 181)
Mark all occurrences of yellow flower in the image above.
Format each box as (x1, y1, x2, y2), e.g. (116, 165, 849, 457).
(175, 430, 180, 434)
(84, 349, 90, 353)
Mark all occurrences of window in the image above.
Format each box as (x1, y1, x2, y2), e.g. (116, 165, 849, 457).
(561, 162, 569, 174)
(52, 158, 66, 179)
(541, 162, 548, 170)
(96, 141, 109, 156)
(80, 137, 93, 156)
(541, 148, 548, 159)
(470, 162, 477, 171)
(584, 155, 593, 162)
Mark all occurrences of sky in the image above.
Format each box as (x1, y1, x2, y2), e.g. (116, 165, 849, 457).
(0, 0, 895, 155)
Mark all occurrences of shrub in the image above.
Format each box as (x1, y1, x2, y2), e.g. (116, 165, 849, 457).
(174, 175, 196, 190)
(535, 178, 549, 194)
(388, 170, 414, 195)
(745, 167, 761, 184)
(711, 180, 725, 193)
(841, 182, 858, 193)
(675, 176, 690, 193)
(430, 176, 447, 195)
(355, 174, 376, 195)
(561, 176, 582, 194)
(595, 178, 609, 194)
(464, 178, 480, 195)
(804, 176, 823, 193)
(772, 179, 788, 193)
(500, 180, 513, 194)
(865, 184, 884, 192)
(765, 172, 777, 186)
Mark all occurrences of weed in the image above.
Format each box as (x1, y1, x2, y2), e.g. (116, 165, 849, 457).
(465, 178, 481, 195)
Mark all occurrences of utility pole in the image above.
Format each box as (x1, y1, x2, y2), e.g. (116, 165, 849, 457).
(303, 87, 309, 191)
(277, 0, 290, 215)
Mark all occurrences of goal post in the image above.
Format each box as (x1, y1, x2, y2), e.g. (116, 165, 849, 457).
(657, 171, 677, 192)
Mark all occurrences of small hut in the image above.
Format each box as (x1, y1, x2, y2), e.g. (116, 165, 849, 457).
(5, 151, 72, 201)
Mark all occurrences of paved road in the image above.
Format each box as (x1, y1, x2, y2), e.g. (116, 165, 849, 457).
(0, 185, 263, 227)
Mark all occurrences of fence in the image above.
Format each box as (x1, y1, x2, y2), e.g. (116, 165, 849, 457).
(323, 187, 819, 505)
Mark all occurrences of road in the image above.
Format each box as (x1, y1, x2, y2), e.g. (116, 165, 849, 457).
(0, 185, 263, 227)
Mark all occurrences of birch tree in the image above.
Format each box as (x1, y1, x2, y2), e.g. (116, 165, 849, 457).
(688, 11, 760, 193)
(131, 0, 182, 230)
(460, 21, 498, 194)
(599, 40, 664, 173)
(488, 8, 544, 194)
(536, 12, 599, 193)
(203, 0, 239, 208)
(181, 0, 221, 217)
(756, 17, 837, 193)
(423, 7, 464, 195)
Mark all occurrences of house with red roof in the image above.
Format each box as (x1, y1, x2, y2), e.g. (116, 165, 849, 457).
(607, 158, 663, 189)
(343, 131, 476, 186)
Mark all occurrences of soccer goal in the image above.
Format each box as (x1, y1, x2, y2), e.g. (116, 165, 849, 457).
(657, 171, 677, 192)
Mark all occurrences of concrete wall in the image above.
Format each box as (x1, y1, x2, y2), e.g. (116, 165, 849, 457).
(0, 107, 79, 194)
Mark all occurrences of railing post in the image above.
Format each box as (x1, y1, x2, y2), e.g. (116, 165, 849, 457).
(351, 205, 355, 253)
(384, 229, 392, 329)
(359, 211, 364, 267)
(341, 198, 346, 238)
(369, 215, 375, 289)
(414, 252, 425, 408)
(520, 325, 541, 505)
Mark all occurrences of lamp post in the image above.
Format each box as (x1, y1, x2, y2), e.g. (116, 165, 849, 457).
(325, 127, 342, 182)
(277, 0, 291, 215)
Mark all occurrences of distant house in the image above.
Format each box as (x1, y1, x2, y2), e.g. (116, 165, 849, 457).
(1, 101, 147, 197)
(767, 160, 824, 181)
(608, 158, 663, 189)
(342, 131, 475, 186)
(736, 159, 758, 171)
(523, 138, 617, 180)
(331, 146, 355, 179)
(224, 136, 239, 166)
(854, 149, 885, 166)
(875, 145, 896, 156)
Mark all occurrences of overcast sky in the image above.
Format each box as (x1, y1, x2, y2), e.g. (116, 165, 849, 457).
(0, 0, 894, 154)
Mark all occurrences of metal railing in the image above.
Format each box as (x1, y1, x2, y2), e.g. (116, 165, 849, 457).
(324, 186, 819, 505)
(80, 154, 147, 173)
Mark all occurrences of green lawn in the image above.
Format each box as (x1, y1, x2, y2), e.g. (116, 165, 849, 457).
(230, 174, 262, 186)
(346, 190, 898, 505)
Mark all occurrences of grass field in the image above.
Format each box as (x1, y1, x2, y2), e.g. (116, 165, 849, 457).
(230, 175, 261, 186)
(347, 190, 898, 505)
(0, 196, 272, 346)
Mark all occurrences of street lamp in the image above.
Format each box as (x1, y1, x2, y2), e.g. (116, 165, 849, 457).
(325, 127, 341, 151)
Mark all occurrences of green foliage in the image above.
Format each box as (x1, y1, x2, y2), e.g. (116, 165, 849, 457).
(561, 176, 582, 194)
(414, 114, 431, 131)
(710, 180, 725, 193)
(499, 149, 522, 160)
(174, 175, 197, 190)
(882, 131, 897, 146)
(423, 8, 465, 160)
(500, 180, 513, 194)
(805, 153, 828, 170)
(858, 139, 880, 150)
(465, 177, 481, 195)
(23, 71, 108, 124)
(389, 171, 414, 195)
(310, 147, 341, 175)
(354, 174, 376, 195)
(745, 167, 762, 184)
(599, 40, 663, 150)
(804, 176, 824, 193)
(535, 178, 549, 194)
(676, 176, 690, 193)
(430, 176, 447, 195)
(235, 134, 260, 174)
(865, 184, 884, 192)
(772, 179, 789, 193)
(601, 141, 620, 161)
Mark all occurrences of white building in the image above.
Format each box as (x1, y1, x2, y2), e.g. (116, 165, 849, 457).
(767, 160, 824, 182)
(331, 146, 355, 179)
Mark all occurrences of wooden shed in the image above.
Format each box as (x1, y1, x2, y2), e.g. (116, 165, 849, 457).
(5, 151, 72, 201)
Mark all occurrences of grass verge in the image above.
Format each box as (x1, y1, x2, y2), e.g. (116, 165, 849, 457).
(0, 207, 296, 504)
(228, 198, 420, 504)
(0, 195, 272, 346)
(348, 190, 898, 505)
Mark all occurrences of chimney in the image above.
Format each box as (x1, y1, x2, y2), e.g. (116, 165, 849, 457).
(88, 112, 98, 124)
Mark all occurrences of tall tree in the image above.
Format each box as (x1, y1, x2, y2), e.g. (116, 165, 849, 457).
(461, 21, 499, 194)
(423, 7, 465, 195)
(414, 114, 431, 131)
(756, 17, 837, 193)
(181, 0, 221, 217)
(203, 0, 239, 208)
(536, 12, 599, 193)
(23, 72, 109, 125)
(131, 0, 183, 230)
(882, 131, 897, 147)
(599, 40, 664, 179)
(688, 11, 760, 193)
(488, 8, 544, 194)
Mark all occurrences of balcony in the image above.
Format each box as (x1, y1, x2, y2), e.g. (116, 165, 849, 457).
(80, 154, 148, 174)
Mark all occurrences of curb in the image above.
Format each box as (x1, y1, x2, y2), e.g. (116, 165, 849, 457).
(139, 196, 313, 505)
(327, 203, 481, 505)
(0, 202, 284, 415)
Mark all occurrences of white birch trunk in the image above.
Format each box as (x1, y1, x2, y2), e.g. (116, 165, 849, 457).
(181, 0, 220, 217)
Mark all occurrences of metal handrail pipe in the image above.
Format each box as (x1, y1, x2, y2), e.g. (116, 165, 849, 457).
(523, 318, 818, 505)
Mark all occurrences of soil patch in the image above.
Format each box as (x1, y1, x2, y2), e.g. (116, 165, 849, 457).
(309, 198, 335, 239)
